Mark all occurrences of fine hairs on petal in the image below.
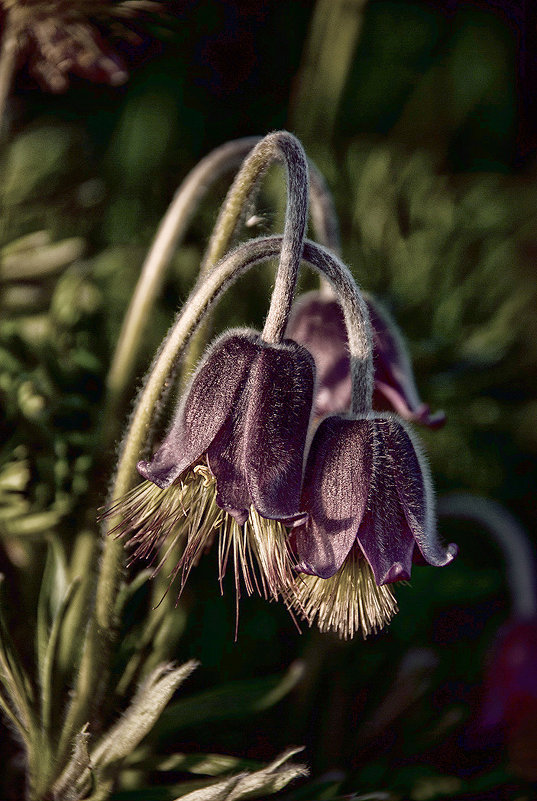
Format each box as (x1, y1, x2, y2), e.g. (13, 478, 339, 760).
(292, 550, 398, 640)
(101, 463, 297, 608)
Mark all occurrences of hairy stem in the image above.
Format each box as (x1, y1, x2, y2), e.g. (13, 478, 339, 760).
(0, 13, 18, 141)
(105, 136, 261, 429)
(260, 134, 309, 343)
(438, 493, 537, 619)
(64, 235, 371, 764)
(105, 132, 337, 426)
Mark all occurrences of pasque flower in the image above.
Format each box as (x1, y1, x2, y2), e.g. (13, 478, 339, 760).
(112, 329, 314, 600)
(289, 269, 456, 639)
(286, 290, 445, 427)
(104, 132, 314, 608)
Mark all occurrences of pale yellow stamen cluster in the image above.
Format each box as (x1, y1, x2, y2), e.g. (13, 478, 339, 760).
(292, 554, 398, 640)
(105, 462, 297, 609)
(105, 465, 400, 639)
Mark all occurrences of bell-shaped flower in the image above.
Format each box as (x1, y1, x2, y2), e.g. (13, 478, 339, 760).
(107, 329, 315, 603)
(286, 290, 445, 427)
(292, 412, 456, 639)
(284, 260, 456, 641)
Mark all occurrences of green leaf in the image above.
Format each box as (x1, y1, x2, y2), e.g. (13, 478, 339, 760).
(36, 537, 68, 687)
(40, 577, 80, 739)
(0, 575, 36, 746)
(91, 661, 199, 772)
(174, 748, 307, 801)
(156, 753, 263, 776)
(158, 661, 304, 735)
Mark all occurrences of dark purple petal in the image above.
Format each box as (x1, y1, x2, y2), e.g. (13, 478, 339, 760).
(244, 340, 315, 519)
(287, 291, 445, 427)
(206, 400, 252, 525)
(286, 292, 351, 416)
(378, 415, 457, 568)
(356, 415, 456, 584)
(208, 339, 315, 524)
(138, 331, 259, 489)
(356, 490, 416, 587)
(295, 416, 373, 578)
(367, 296, 446, 429)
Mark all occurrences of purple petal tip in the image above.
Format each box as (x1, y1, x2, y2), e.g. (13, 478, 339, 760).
(380, 562, 411, 585)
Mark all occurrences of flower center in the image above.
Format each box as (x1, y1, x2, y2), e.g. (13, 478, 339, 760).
(102, 459, 298, 619)
(291, 550, 398, 640)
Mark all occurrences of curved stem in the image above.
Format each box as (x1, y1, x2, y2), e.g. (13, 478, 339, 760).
(198, 131, 310, 344)
(0, 13, 19, 142)
(64, 235, 371, 757)
(438, 493, 537, 619)
(109, 238, 370, 625)
(105, 136, 261, 423)
(303, 241, 373, 413)
(308, 166, 341, 256)
(105, 132, 337, 424)
(307, 166, 341, 297)
(260, 134, 309, 342)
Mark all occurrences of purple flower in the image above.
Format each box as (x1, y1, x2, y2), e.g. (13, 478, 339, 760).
(107, 329, 314, 601)
(292, 413, 457, 639)
(481, 617, 537, 732)
(479, 617, 537, 780)
(286, 291, 445, 427)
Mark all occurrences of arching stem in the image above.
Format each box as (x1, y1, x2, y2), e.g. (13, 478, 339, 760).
(438, 493, 537, 619)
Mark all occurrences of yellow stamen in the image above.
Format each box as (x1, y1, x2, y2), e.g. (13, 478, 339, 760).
(292, 554, 398, 640)
(101, 462, 297, 608)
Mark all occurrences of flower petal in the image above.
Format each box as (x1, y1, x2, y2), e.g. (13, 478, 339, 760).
(244, 340, 315, 519)
(380, 415, 457, 567)
(367, 297, 446, 429)
(208, 339, 315, 524)
(286, 292, 351, 416)
(287, 291, 445, 427)
(357, 415, 456, 584)
(295, 416, 373, 578)
(138, 331, 259, 488)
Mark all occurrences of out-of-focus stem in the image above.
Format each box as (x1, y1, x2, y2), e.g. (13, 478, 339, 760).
(438, 493, 537, 619)
(104, 136, 261, 432)
(0, 13, 18, 142)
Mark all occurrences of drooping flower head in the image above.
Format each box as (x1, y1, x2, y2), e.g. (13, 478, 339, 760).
(110, 329, 314, 602)
(104, 132, 313, 613)
(286, 289, 445, 427)
(287, 250, 456, 639)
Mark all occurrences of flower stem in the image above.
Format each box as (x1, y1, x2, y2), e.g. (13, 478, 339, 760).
(104, 131, 336, 429)
(259, 134, 308, 343)
(63, 235, 371, 765)
(438, 493, 537, 619)
(104, 136, 261, 432)
(0, 13, 18, 142)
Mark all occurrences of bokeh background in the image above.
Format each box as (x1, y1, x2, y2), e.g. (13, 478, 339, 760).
(1, 1, 537, 799)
